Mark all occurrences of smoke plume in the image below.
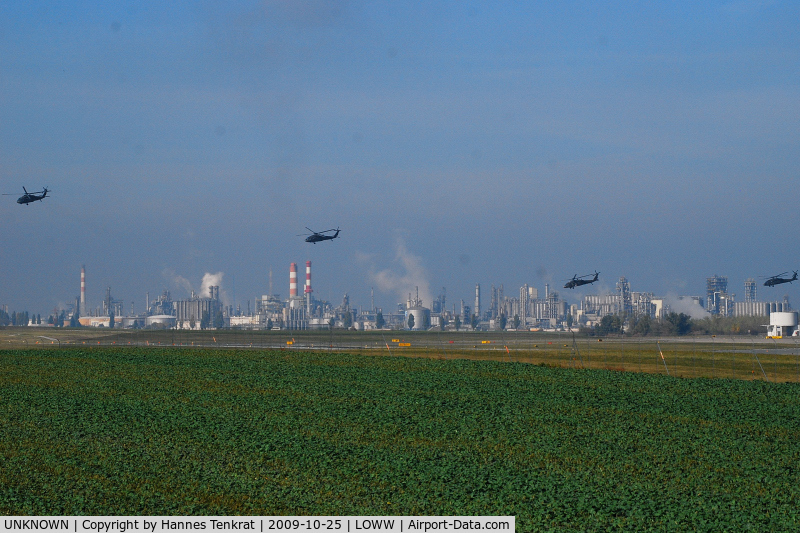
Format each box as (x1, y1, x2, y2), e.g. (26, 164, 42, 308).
(663, 293, 709, 319)
(200, 272, 225, 300)
(163, 269, 230, 305)
(365, 239, 433, 308)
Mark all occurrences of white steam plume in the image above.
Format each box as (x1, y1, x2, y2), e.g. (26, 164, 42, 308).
(365, 239, 433, 308)
(163, 269, 230, 306)
(663, 293, 709, 319)
(200, 272, 225, 299)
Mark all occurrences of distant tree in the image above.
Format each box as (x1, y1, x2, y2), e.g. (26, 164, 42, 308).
(200, 310, 210, 330)
(498, 314, 507, 330)
(109, 312, 115, 329)
(566, 313, 574, 330)
(665, 312, 691, 336)
(344, 310, 353, 329)
(189, 315, 196, 330)
(10, 312, 16, 326)
(439, 315, 447, 331)
(0, 310, 9, 326)
(513, 315, 521, 330)
(266, 318, 273, 330)
(454, 315, 461, 331)
(407, 313, 415, 330)
(213, 309, 225, 329)
(58, 310, 66, 328)
(36, 314, 41, 324)
(633, 314, 651, 336)
(470, 314, 478, 330)
(375, 311, 385, 329)
(595, 314, 622, 336)
(328, 317, 335, 329)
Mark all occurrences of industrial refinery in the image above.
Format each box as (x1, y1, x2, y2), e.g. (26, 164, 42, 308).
(3, 264, 794, 334)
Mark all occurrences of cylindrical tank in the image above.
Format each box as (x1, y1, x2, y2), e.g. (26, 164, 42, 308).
(146, 315, 177, 328)
(405, 307, 431, 330)
(770, 311, 797, 327)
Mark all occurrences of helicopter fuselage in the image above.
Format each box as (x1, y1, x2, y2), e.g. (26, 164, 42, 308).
(564, 273, 600, 289)
(764, 274, 797, 287)
(13, 187, 48, 205)
(304, 229, 340, 243)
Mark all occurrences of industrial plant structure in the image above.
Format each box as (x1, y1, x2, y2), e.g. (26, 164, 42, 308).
(26, 266, 796, 332)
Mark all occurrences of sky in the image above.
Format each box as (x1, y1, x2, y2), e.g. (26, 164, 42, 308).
(1, 1, 799, 316)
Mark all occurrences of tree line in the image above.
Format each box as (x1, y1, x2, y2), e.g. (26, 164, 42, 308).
(0, 311, 42, 326)
(577, 312, 769, 337)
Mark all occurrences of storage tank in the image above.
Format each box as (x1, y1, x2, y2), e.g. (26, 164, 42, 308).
(770, 312, 797, 327)
(767, 311, 798, 338)
(405, 307, 431, 330)
(146, 315, 177, 328)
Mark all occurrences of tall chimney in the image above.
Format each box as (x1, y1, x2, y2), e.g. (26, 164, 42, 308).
(304, 261, 313, 314)
(290, 263, 298, 298)
(475, 284, 481, 320)
(80, 265, 86, 316)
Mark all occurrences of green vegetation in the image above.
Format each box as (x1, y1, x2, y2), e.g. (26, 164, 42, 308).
(1, 348, 799, 530)
(578, 313, 770, 337)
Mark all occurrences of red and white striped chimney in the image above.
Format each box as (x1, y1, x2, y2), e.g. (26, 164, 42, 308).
(80, 265, 86, 315)
(289, 263, 298, 298)
(305, 261, 313, 314)
(304, 261, 312, 295)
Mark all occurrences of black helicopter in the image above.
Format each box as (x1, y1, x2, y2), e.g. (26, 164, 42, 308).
(299, 227, 340, 244)
(3, 186, 50, 205)
(763, 271, 798, 287)
(564, 271, 600, 289)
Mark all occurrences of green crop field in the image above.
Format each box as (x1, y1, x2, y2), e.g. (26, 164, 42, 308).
(4, 327, 800, 383)
(1, 346, 799, 531)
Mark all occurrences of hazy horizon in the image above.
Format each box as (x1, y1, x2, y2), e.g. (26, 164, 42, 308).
(2, 1, 798, 315)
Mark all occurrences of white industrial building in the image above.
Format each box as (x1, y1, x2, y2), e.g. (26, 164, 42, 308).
(766, 311, 799, 338)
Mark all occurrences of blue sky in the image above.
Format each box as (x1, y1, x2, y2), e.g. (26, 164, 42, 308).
(1, 1, 799, 315)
